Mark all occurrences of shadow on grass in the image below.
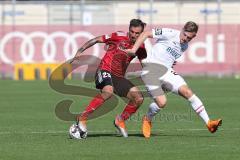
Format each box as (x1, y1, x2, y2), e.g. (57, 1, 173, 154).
(86, 132, 215, 138)
(86, 133, 143, 138)
(66, 131, 216, 140)
(150, 132, 215, 138)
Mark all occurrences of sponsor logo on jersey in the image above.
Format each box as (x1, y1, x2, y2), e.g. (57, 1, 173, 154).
(105, 34, 110, 39)
(116, 31, 126, 36)
(155, 28, 162, 35)
(166, 47, 181, 59)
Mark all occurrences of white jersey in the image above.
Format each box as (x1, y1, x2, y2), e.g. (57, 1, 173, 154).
(144, 28, 188, 68)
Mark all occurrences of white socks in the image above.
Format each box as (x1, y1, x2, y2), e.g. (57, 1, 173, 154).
(146, 95, 210, 124)
(188, 94, 210, 124)
(147, 102, 161, 121)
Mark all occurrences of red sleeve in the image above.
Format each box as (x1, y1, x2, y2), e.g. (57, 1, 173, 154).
(102, 31, 126, 43)
(101, 33, 114, 43)
(136, 44, 147, 60)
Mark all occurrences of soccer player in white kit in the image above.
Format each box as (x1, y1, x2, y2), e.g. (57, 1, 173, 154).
(126, 21, 222, 138)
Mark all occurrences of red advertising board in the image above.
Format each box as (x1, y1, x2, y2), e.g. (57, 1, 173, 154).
(0, 24, 239, 75)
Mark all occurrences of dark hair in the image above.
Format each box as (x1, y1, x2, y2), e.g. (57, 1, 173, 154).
(129, 19, 146, 32)
(183, 21, 198, 33)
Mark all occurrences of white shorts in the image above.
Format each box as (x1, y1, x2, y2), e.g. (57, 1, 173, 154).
(160, 69, 187, 94)
(141, 64, 186, 97)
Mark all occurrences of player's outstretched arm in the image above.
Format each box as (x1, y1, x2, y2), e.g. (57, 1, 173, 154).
(125, 30, 153, 56)
(69, 36, 104, 64)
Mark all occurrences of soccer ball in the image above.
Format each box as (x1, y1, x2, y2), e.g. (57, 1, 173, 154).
(69, 124, 87, 139)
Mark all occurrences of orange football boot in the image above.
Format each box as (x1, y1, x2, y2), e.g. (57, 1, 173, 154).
(207, 119, 222, 133)
(142, 115, 152, 138)
(114, 115, 128, 137)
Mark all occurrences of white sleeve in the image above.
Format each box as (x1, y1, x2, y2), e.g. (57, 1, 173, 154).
(152, 28, 177, 39)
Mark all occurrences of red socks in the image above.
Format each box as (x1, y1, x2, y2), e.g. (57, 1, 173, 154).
(80, 94, 105, 120)
(80, 95, 138, 121)
(120, 103, 138, 121)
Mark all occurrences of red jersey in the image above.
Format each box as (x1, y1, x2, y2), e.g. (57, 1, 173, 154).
(99, 31, 147, 77)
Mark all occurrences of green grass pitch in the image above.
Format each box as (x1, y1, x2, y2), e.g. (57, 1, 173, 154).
(0, 77, 240, 160)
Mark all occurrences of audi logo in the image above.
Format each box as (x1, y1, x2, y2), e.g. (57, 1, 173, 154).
(0, 31, 100, 65)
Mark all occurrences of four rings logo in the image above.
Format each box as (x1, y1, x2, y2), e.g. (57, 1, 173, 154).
(0, 31, 100, 65)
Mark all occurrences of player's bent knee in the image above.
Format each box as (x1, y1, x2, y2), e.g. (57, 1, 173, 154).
(128, 87, 144, 106)
(158, 101, 167, 108)
(101, 85, 114, 99)
(179, 85, 193, 99)
(129, 93, 144, 107)
(155, 96, 167, 108)
(101, 92, 113, 100)
(135, 96, 144, 106)
(185, 89, 193, 98)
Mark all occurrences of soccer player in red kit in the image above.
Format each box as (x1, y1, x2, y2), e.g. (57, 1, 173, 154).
(70, 19, 147, 138)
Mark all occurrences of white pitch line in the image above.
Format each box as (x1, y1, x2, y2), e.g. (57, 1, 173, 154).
(0, 128, 239, 135)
